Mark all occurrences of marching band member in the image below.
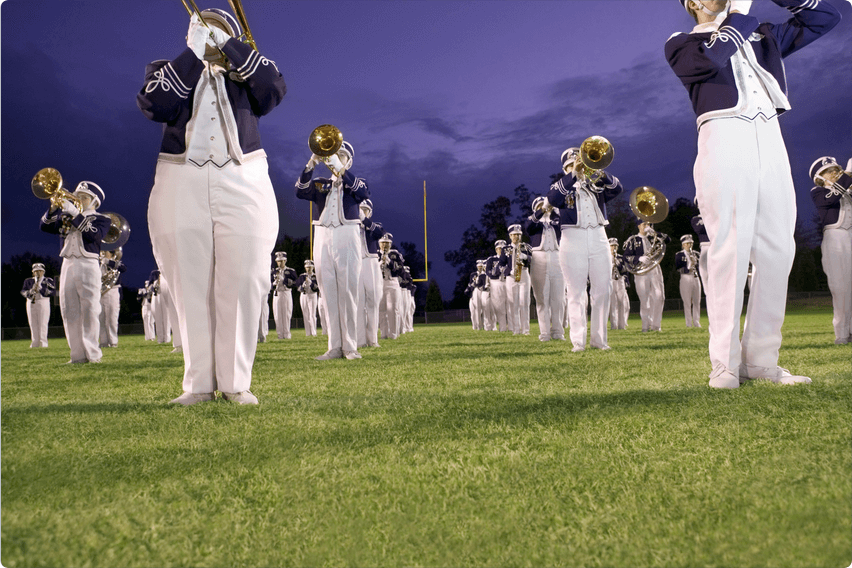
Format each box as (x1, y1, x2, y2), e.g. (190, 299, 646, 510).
(138, 8, 286, 404)
(690, 209, 710, 293)
(378, 234, 405, 340)
(271, 251, 298, 340)
(99, 249, 126, 348)
(148, 269, 171, 345)
(296, 260, 319, 337)
(465, 269, 479, 330)
(546, 146, 623, 351)
(674, 234, 702, 328)
(475, 260, 495, 331)
(21, 263, 56, 348)
(139, 280, 156, 341)
(356, 199, 385, 348)
(296, 140, 369, 360)
(666, 0, 838, 387)
(525, 196, 564, 341)
(810, 156, 852, 344)
(507, 224, 532, 336)
(485, 240, 510, 332)
(624, 222, 669, 332)
(608, 238, 629, 330)
(40, 182, 111, 364)
(401, 266, 416, 334)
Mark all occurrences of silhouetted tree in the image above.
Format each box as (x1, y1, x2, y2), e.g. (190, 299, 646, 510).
(425, 279, 444, 312)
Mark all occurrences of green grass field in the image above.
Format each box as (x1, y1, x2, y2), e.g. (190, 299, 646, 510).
(2, 307, 850, 568)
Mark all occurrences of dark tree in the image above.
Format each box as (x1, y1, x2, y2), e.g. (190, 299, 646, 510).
(424, 279, 444, 312)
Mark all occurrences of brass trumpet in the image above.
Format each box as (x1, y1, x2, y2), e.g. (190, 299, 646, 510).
(309, 124, 347, 177)
(579, 136, 614, 184)
(31, 168, 82, 211)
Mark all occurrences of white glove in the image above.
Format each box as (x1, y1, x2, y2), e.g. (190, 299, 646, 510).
(728, 0, 752, 15)
(306, 154, 322, 171)
(326, 154, 345, 175)
(208, 26, 231, 48)
(638, 255, 648, 264)
(187, 14, 209, 60)
(61, 200, 80, 217)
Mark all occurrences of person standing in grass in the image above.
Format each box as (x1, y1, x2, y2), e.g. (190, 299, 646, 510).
(356, 199, 385, 348)
(296, 260, 319, 337)
(608, 238, 629, 331)
(271, 252, 298, 340)
(525, 196, 565, 342)
(99, 249, 126, 348)
(485, 240, 511, 332)
(810, 156, 852, 345)
(624, 222, 669, 333)
(21, 263, 56, 348)
(666, 0, 839, 388)
(40, 183, 111, 364)
(674, 235, 702, 328)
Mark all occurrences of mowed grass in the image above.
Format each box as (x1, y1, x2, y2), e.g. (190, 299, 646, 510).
(2, 307, 850, 568)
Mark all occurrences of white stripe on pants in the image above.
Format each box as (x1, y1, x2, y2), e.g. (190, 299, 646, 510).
(148, 159, 278, 394)
(821, 227, 852, 341)
(26, 298, 50, 348)
(531, 250, 564, 340)
(313, 225, 362, 353)
(99, 287, 120, 346)
(679, 273, 702, 327)
(559, 226, 612, 348)
(273, 290, 293, 339)
(301, 292, 317, 336)
(695, 117, 795, 375)
(59, 257, 102, 362)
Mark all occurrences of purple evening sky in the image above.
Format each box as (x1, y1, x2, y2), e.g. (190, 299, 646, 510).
(2, 0, 850, 297)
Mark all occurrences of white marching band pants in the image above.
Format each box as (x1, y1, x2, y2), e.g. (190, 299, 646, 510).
(471, 287, 484, 330)
(531, 250, 564, 340)
(559, 226, 612, 349)
(301, 292, 318, 336)
(403, 291, 415, 333)
(26, 297, 50, 348)
(142, 301, 155, 340)
(610, 277, 628, 330)
(258, 297, 269, 341)
(509, 269, 531, 335)
(490, 279, 509, 332)
(59, 257, 102, 362)
(273, 289, 293, 339)
(821, 226, 852, 342)
(152, 290, 171, 343)
(379, 279, 401, 339)
(679, 273, 702, 328)
(99, 287, 120, 346)
(469, 293, 480, 330)
(695, 117, 795, 376)
(148, 159, 278, 395)
(313, 224, 362, 354)
(357, 257, 382, 347)
(481, 289, 495, 331)
(634, 266, 664, 332)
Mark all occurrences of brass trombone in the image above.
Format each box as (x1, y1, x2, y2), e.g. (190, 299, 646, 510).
(179, 0, 258, 52)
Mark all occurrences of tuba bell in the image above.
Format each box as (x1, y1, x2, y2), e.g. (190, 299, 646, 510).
(625, 186, 669, 275)
(32, 168, 83, 211)
(101, 212, 131, 251)
(579, 136, 614, 184)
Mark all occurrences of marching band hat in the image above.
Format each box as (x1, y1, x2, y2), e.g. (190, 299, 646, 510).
(494, 239, 507, 248)
(74, 181, 104, 208)
(680, 234, 694, 243)
(32, 263, 45, 272)
(809, 156, 840, 183)
(561, 147, 580, 168)
(404, 266, 410, 272)
(275, 251, 287, 260)
(531, 196, 547, 211)
(340, 141, 354, 162)
(304, 259, 314, 267)
(360, 198, 373, 210)
(608, 237, 619, 247)
(379, 233, 393, 243)
(476, 259, 485, 266)
(508, 224, 522, 235)
(200, 8, 242, 38)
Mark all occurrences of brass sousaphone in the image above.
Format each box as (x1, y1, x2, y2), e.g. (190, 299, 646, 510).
(101, 212, 131, 251)
(626, 186, 669, 275)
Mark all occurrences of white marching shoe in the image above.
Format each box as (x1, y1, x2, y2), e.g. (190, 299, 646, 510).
(709, 365, 739, 389)
(316, 348, 343, 360)
(740, 365, 811, 385)
(169, 392, 216, 406)
(344, 350, 362, 360)
(221, 391, 259, 405)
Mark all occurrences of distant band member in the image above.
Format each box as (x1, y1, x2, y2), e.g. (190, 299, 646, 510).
(525, 196, 564, 341)
(546, 146, 623, 351)
(401, 266, 415, 334)
(608, 238, 629, 330)
(138, 9, 286, 404)
(507, 224, 532, 336)
(139, 280, 156, 341)
(99, 249, 126, 348)
(296, 260, 319, 337)
(149, 269, 171, 344)
(810, 156, 852, 345)
(625, 222, 668, 332)
(674, 234, 702, 328)
(271, 252, 298, 339)
(356, 199, 385, 348)
(475, 260, 494, 331)
(378, 234, 405, 340)
(21, 263, 56, 348)
(486, 240, 510, 332)
(296, 139, 369, 360)
(465, 268, 479, 330)
(666, 0, 838, 387)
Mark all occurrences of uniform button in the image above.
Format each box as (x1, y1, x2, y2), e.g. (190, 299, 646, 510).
(211, 101, 215, 105)
(209, 154, 214, 158)
(211, 117, 216, 121)
(210, 136, 215, 140)
(748, 75, 753, 78)
(752, 91, 758, 94)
